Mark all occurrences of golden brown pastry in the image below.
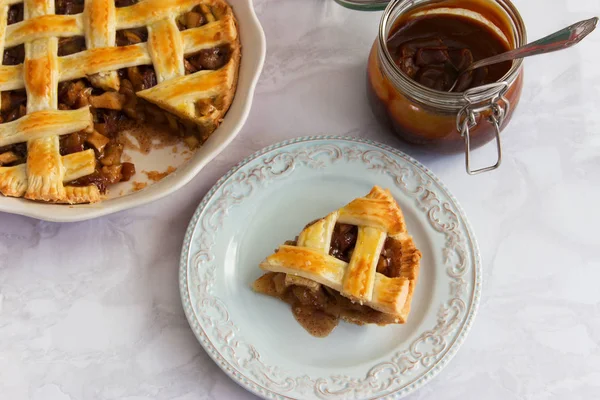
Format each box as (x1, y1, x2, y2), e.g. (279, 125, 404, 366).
(253, 186, 422, 337)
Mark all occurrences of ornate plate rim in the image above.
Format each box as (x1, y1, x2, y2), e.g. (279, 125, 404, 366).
(179, 135, 482, 399)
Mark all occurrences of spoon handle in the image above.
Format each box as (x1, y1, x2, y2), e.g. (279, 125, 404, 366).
(466, 17, 599, 72)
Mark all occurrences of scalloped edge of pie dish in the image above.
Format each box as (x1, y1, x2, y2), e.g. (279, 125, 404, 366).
(0, 0, 266, 222)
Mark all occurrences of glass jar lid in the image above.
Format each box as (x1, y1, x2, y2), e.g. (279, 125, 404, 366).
(334, 0, 390, 11)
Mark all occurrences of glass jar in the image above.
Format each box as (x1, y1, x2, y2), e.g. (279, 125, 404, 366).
(358, 0, 526, 174)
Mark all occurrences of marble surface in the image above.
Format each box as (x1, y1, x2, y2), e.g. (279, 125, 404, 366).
(1, 0, 599, 398)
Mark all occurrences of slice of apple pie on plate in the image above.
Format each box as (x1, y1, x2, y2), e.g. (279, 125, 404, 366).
(253, 186, 422, 338)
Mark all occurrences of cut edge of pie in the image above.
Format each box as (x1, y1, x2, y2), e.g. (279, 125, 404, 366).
(136, 7, 242, 141)
(253, 186, 422, 337)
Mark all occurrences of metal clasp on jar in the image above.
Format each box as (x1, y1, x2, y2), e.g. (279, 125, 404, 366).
(456, 82, 511, 175)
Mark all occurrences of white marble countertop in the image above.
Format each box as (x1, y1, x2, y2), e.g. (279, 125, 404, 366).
(1, 0, 599, 399)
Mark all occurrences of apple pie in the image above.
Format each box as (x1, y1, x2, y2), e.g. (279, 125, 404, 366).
(0, 0, 240, 203)
(253, 186, 422, 337)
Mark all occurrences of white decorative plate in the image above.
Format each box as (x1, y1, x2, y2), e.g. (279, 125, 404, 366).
(0, 0, 266, 222)
(180, 136, 482, 400)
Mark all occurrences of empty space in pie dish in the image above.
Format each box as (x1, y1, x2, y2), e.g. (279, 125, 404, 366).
(217, 176, 438, 370)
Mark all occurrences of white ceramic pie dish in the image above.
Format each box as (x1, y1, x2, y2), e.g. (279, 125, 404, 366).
(0, 0, 266, 223)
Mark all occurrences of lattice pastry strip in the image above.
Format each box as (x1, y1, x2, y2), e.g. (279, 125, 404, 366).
(260, 186, 422, 321)
(0, 4, 8, 108)
(147, 18, 184, 83)
(85, 0, 119, 91)
(0, 0, 239, 203)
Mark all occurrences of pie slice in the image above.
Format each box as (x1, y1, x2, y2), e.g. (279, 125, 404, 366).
(253, 186, 422, 338)
(0, 0, 240, 204)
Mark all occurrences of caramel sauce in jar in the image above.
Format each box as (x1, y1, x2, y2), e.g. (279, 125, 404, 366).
(367, 0, 526, 153)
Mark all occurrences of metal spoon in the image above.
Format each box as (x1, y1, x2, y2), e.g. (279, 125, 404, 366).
(448, 17, 599, 92)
